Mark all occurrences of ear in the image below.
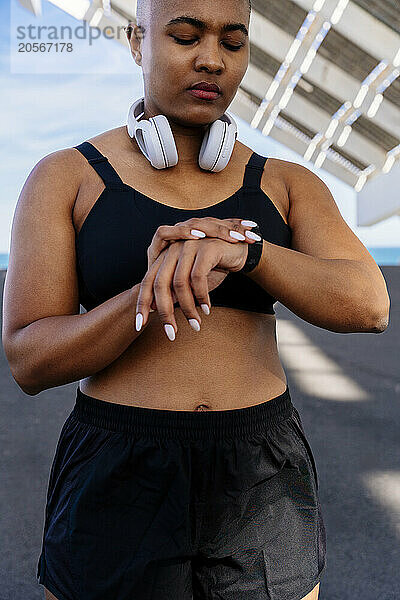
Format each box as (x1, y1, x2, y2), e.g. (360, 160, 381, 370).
(126, 24, 143, 66)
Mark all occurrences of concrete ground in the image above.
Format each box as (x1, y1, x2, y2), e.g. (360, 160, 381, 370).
(1, 266, 399, 600)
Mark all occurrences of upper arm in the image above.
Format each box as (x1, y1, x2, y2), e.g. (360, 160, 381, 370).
(286, 162, 377, 266)
(2, 148, 83, 358)
(285, 162, 390, 319)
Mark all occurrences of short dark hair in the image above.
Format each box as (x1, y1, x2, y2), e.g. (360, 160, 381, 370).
(136, 0, 252, 32)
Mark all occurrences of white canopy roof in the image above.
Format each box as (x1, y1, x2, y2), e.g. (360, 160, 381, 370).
(18, 0, 400, 226)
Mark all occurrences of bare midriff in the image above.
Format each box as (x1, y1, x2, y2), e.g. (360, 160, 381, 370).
(74, 128, 290, 411)
(79, 308, 287, 411)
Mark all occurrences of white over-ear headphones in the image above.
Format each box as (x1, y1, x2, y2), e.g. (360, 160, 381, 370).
(127, 97, 238, 172)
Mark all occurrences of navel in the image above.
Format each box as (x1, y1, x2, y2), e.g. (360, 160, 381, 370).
(194, 404, 212, 412)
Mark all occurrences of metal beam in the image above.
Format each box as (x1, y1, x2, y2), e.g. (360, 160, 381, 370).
(250, 10, 400, 143)
(243, 63, 387, 170)
(230, 89, 358, 186)
(292, 0, 400, 61)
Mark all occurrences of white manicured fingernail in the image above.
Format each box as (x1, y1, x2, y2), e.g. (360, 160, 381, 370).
(189, 319, 201, 332)
(230, 231, 246, 241)
(136, 313, 143, 331)
(245, 231, 262, 241)
(241, 220, 258, 227)
(149, 308, 155, 313)
(164, 324, 175, 341)
(191, 229, 206, 238)
(201, 303, 210, 315)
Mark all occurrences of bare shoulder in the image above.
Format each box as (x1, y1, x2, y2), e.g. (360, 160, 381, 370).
(86, 125, 128, 155)
(82, 126, 144, 173)
(273, 158, 382, 271)
(260, 155, 300, 187)
(271, 157, 335, 200)
(32, 146, 84, 182)
(259, 157, 322, 225)
(249, 149, 292, 226)
(19, 146, 85, 217)
(23, 129, 128, 221)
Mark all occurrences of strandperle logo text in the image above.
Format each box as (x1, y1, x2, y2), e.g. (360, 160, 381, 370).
(16, 22, 127, 46)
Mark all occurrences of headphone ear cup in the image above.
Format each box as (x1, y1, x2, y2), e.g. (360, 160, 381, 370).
(198, 127, 212, 171)
(199, 119, 237, 172)
(213, 122, 237, 172)
(198, 120, 226, 172)
(150, 115, 178, 168)
(134, 119, 160, 166)
(127, 98, 178, 169)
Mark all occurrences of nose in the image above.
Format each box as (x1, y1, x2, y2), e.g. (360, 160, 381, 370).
(194, 38, 224, 74)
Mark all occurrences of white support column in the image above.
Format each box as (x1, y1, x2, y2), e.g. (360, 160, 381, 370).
(16, 0, 42, 16)
(357, 162, 400, 226)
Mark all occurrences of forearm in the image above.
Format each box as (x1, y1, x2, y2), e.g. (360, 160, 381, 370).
(247, 240, 389, 333)
(10, 283, 150, 395)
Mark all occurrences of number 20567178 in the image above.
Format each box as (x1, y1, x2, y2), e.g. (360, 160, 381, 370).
(18, 42, 73, 52)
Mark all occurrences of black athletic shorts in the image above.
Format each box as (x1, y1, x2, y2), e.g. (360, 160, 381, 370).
(37, 385, 327, 600)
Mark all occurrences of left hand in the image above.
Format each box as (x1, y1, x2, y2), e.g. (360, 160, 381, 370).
(146, 217, 259, 271)
(135, 237, 249, 338)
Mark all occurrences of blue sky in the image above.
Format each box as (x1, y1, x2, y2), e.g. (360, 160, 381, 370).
(1, 0, 400, 254)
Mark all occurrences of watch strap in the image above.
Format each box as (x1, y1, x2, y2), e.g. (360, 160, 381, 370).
(239, 225, 263, 273)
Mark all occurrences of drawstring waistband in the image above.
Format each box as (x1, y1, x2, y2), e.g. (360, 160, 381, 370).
(72, 386, 294, 440)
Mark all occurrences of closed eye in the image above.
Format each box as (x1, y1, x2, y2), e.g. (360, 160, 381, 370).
(171, 36, 244, 51)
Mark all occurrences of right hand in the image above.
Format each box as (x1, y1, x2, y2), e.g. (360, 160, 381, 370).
(151, 248, 230, 310)
(146, 217, 259, 310)
(138, 238, 237, 332)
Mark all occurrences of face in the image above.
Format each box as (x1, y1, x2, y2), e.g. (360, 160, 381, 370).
(128, 0, 250, 128)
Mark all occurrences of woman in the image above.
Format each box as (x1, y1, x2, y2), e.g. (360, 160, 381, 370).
(2, 0, 390, 598)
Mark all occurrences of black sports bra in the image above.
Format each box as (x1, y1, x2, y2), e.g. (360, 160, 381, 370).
(73, 141, 292, 314)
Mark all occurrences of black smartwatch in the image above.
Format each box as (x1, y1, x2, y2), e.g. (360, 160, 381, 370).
(239, 225, 263, 274)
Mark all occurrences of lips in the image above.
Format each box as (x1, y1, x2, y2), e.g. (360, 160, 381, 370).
(190, 82, 221, 94)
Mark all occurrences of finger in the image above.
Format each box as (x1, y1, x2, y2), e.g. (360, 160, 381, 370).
(149, 288, 178, 312)
(136, 253, 165, 331)
(180, 219, 261, 245)
(147, 224, 207, 267)
(152, 245, 182, 341)
(147, 219, 261, 268)
(185, 244, 215, 317)
(183, 218, 261, 243)
(171, 242, 204, 331)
